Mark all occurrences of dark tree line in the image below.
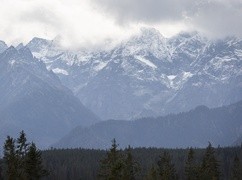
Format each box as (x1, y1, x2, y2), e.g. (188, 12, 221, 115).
(1, 136, 242, 179)
(98, 139, 241, 180)
(38, 141, 242, 180)
(0, 131, 48, 179)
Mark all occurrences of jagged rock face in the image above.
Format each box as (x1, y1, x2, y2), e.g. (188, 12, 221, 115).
(26, 28, 242, 120)
(0, 46, 99, 149)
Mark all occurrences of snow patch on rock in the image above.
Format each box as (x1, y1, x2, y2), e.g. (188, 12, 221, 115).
(135, 56, 157, 69)
(52, 68, 69, 75)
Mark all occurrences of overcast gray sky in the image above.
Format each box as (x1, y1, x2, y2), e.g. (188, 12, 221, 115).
(0, 0, 241, 48)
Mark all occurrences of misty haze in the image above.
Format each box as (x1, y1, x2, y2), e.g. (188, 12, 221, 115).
(0, 0, 242, 179)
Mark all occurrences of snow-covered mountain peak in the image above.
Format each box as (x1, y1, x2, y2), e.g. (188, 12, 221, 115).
(129, 27, 166, 45)
(26, 37, 52, 57)
(139, 27, 165, 39)
(168, 31, 205, 46)
(118, 27, 169, 60)
(2, 46, 18, 57)
(0, 47, 34, 70)
(3, 46, 33, 59)
(16, 43, 24, 50)
(0, 40, 7, 46)
(28, 37, 51, 48)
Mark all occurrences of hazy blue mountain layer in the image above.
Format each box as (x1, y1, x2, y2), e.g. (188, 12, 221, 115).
(53, 100, 242, 149)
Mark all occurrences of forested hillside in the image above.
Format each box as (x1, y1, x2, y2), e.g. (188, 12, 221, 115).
(54, 100, 242, 149)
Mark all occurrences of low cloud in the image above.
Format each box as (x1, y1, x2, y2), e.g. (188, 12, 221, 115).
(90, 0, 194, 24)
(189, 0, 242, 38)
(0, 0, 133, 49)
(0, 0, 241, 49)
(91, 0, 242, 38)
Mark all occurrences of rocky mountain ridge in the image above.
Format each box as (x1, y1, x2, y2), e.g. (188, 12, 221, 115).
(3, 27, 242, 120)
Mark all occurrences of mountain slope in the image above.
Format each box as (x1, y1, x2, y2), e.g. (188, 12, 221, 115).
(53, 100, 242, 149)
(0, 40, 8, 53)
(0, 46, 99, 149)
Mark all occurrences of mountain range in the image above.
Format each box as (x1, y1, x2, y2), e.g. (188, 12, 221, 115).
(22, 28, 242, 120)
(0, 27, 241, 149)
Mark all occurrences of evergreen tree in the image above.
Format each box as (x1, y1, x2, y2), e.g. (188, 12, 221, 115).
(25, 143, 49, 179)
(146, 165, 158, 180)
(123, 146, 140, 180)
(157, 151, 177, 180)
(98, 139, 124, 180)
(0, 160, 3, 180)
(200, 142, 220, 180)
(3, 136, 18, 180)
(231, 154, 241, 180)
(17, 130, 29, 158)
(2, 131, 48, 180)
(16, 130, 30, 179)
(185, 148, 198, 180)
